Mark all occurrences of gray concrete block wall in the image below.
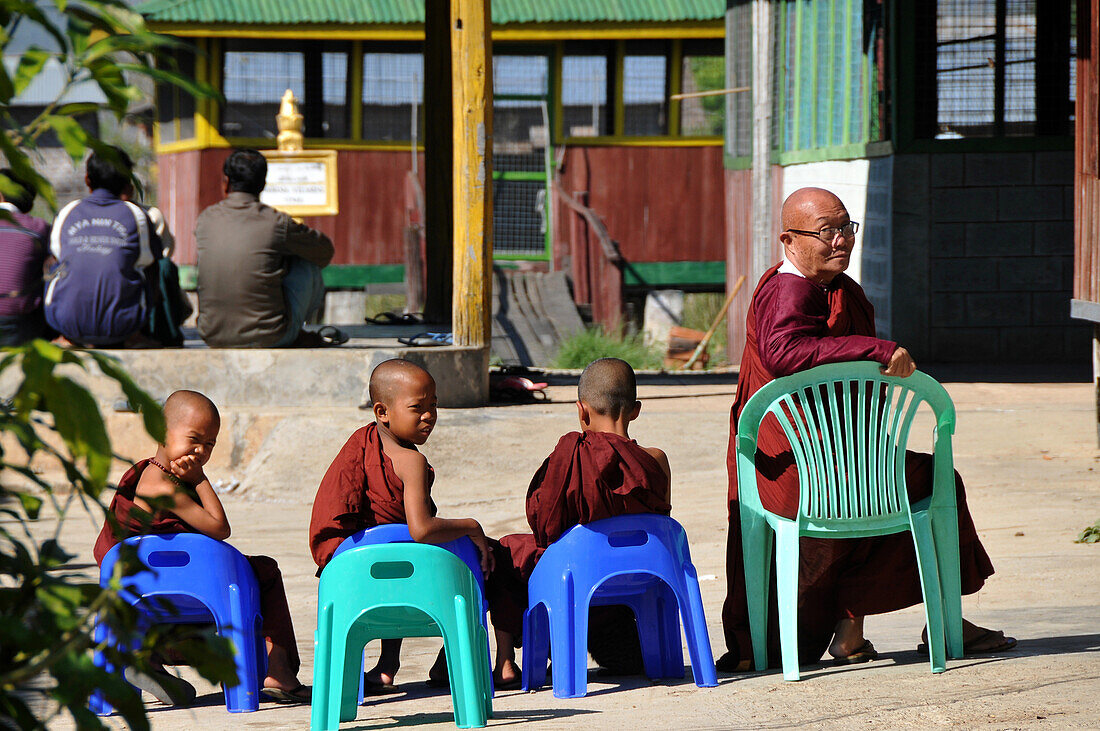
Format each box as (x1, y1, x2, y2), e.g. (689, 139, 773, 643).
(891, 149, 1090, 363)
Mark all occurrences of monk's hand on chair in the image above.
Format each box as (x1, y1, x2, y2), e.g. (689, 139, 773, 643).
(881, 347, 916, 378)
(470, 527, 494, 576)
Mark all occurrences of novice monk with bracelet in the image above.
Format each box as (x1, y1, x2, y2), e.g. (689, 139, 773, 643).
(488, 357, 672, 688)
(309, 358, 494, 693)
(93, 390, 309, 706)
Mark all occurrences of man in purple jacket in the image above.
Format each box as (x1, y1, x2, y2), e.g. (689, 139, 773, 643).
(0, 169, 52, 346)
(45, 148, 161, 347)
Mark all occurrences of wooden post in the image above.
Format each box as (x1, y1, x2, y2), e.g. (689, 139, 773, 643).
(451, 0, 493, 348)
(423, 0, 453, 324)
(750, 0, 775, 285)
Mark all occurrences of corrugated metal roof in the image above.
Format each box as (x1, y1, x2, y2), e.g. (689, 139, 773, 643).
(137, 0, 725, 25)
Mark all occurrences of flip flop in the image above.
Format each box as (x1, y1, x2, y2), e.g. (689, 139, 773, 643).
(363, 676, 401, 696)
(365, 311, 424, 325)
(124, 667, 197, 706)
(262, 683, 311, 704)
(917, 630, 1017, 657)
(715, 652, 753, 673)
(832, 640, 879, 665)
(317, 325, 350, 346)
(494, 674, 522, 691)
(398, 332, 453, 347)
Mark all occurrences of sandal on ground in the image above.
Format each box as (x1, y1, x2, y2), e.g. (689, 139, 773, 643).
(832, 640, 879, 665)
(494, 673, 522, 691)
(124, 666, 197, 706)
(262, 683, 311, 704)
(917, 629, 1017, 657)
(366, 311, 424, 325)
(363, 675, 401, 696)
(397, 332, 453, 347)
(715, 652, 753, 673)
(317, 325, 350, 345)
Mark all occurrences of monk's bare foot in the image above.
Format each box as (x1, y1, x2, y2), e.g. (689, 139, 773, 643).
(365, 663, 398, 688)
(920, 619, 1017, 655)
(828, 617, 868, 659)
(493, 659, 521, 690)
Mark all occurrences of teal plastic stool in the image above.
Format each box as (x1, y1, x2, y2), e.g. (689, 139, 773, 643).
(312, 542, 493, 730)
(736, 362, 964, 681)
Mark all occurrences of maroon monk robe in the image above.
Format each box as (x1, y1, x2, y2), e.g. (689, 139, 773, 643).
(309, 421, 436, 571)
(94, 460, 300, 673)
(489, 431, 670, 669)
(722, 264, 995, 667)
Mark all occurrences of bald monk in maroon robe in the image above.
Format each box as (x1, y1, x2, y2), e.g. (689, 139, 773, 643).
(488, 358, 672, 686)
(309, 358, 493, 691)
(94, 390, 307, 705)
(717, 188, 1015, 673)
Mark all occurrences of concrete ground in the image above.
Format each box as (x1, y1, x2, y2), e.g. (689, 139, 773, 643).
(32, 379, 1100, 729)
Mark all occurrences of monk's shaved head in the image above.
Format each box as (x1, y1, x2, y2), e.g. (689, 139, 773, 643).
(781, 187, 846, 230)
(163, 389, 220, 428)
(369, 358, 435, 406)
(578, 358, 637, 418)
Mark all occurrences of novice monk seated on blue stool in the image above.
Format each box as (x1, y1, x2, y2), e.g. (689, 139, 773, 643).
(487, 357, 673, 687)
(93, 390, 309, 706)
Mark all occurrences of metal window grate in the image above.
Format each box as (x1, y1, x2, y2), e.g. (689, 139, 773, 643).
(623, 54, 668, 135)
(680, 50, 725, 137)
(222, 50, 304, 138)
(925, 0, 1073, 139)
(221, 41, 349, 139)
(725, 2, 753, 158)
(562, 55, 611, 137)
(361, 52, 423, 142)
(492, 179, 548, 257)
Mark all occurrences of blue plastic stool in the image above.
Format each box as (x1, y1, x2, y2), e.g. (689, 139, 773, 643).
(331, 524, 491, 704)
(89, 534, 266, 714)
(521, 514, 718, 698)
(312, 542, 493, 729)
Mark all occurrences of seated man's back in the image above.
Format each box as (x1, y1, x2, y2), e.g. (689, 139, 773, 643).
(45, 150, 159, 346)
(196, 149, 333, 348)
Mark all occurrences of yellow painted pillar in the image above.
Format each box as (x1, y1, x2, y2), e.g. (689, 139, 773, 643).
(450, 0, 493, 348)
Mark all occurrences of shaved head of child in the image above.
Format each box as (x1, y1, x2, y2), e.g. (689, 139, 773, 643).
(368, 359, 435, 407)
(163, 389, 220, 431)
(577, 357, 638, 419)
(368, 359, 437, 446)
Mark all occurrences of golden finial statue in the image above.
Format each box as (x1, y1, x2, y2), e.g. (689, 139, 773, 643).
(276, 89, 304, 152)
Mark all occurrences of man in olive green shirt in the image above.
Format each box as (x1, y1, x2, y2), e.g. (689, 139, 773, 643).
(195, 149, 334, 347)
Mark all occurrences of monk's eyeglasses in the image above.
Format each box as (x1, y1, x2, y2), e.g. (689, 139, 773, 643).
(785, 221, 859, 242)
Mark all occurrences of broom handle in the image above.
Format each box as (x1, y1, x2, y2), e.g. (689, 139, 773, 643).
(681, 275, 747, 370)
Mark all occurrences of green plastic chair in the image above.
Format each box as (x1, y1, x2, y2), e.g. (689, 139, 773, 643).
(736, 361, 964, 681)
(311, 543, 493, 729)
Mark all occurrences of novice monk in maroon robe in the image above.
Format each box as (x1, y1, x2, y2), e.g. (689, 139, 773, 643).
(489, 357, 672, 687)
(93, 390, 308, 705)
(717, 187, 1014, 673)
(308, 358, 493, 691)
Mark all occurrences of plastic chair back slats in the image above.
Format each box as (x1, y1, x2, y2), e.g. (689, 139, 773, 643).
(765, 373, 942, 526)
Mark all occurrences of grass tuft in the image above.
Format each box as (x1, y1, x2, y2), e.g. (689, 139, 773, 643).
(552, 327, 664, 370)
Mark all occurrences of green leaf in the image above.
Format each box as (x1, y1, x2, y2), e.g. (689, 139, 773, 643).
(46, 376, 112, 491)
(0, 132, 56, 210)
(15, 492, 43, 520)
(85, 353, 165, 443)
(115, 62, 221, 103)
(13, 48, 52, 96)
(0, 60, 14, 105)
(45, 115, 91, 165)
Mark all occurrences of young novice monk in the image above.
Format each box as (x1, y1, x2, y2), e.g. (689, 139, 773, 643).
(93, 390, 309, 705)
(309, 358, 494, 691)
(488, 357, 672, 688)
